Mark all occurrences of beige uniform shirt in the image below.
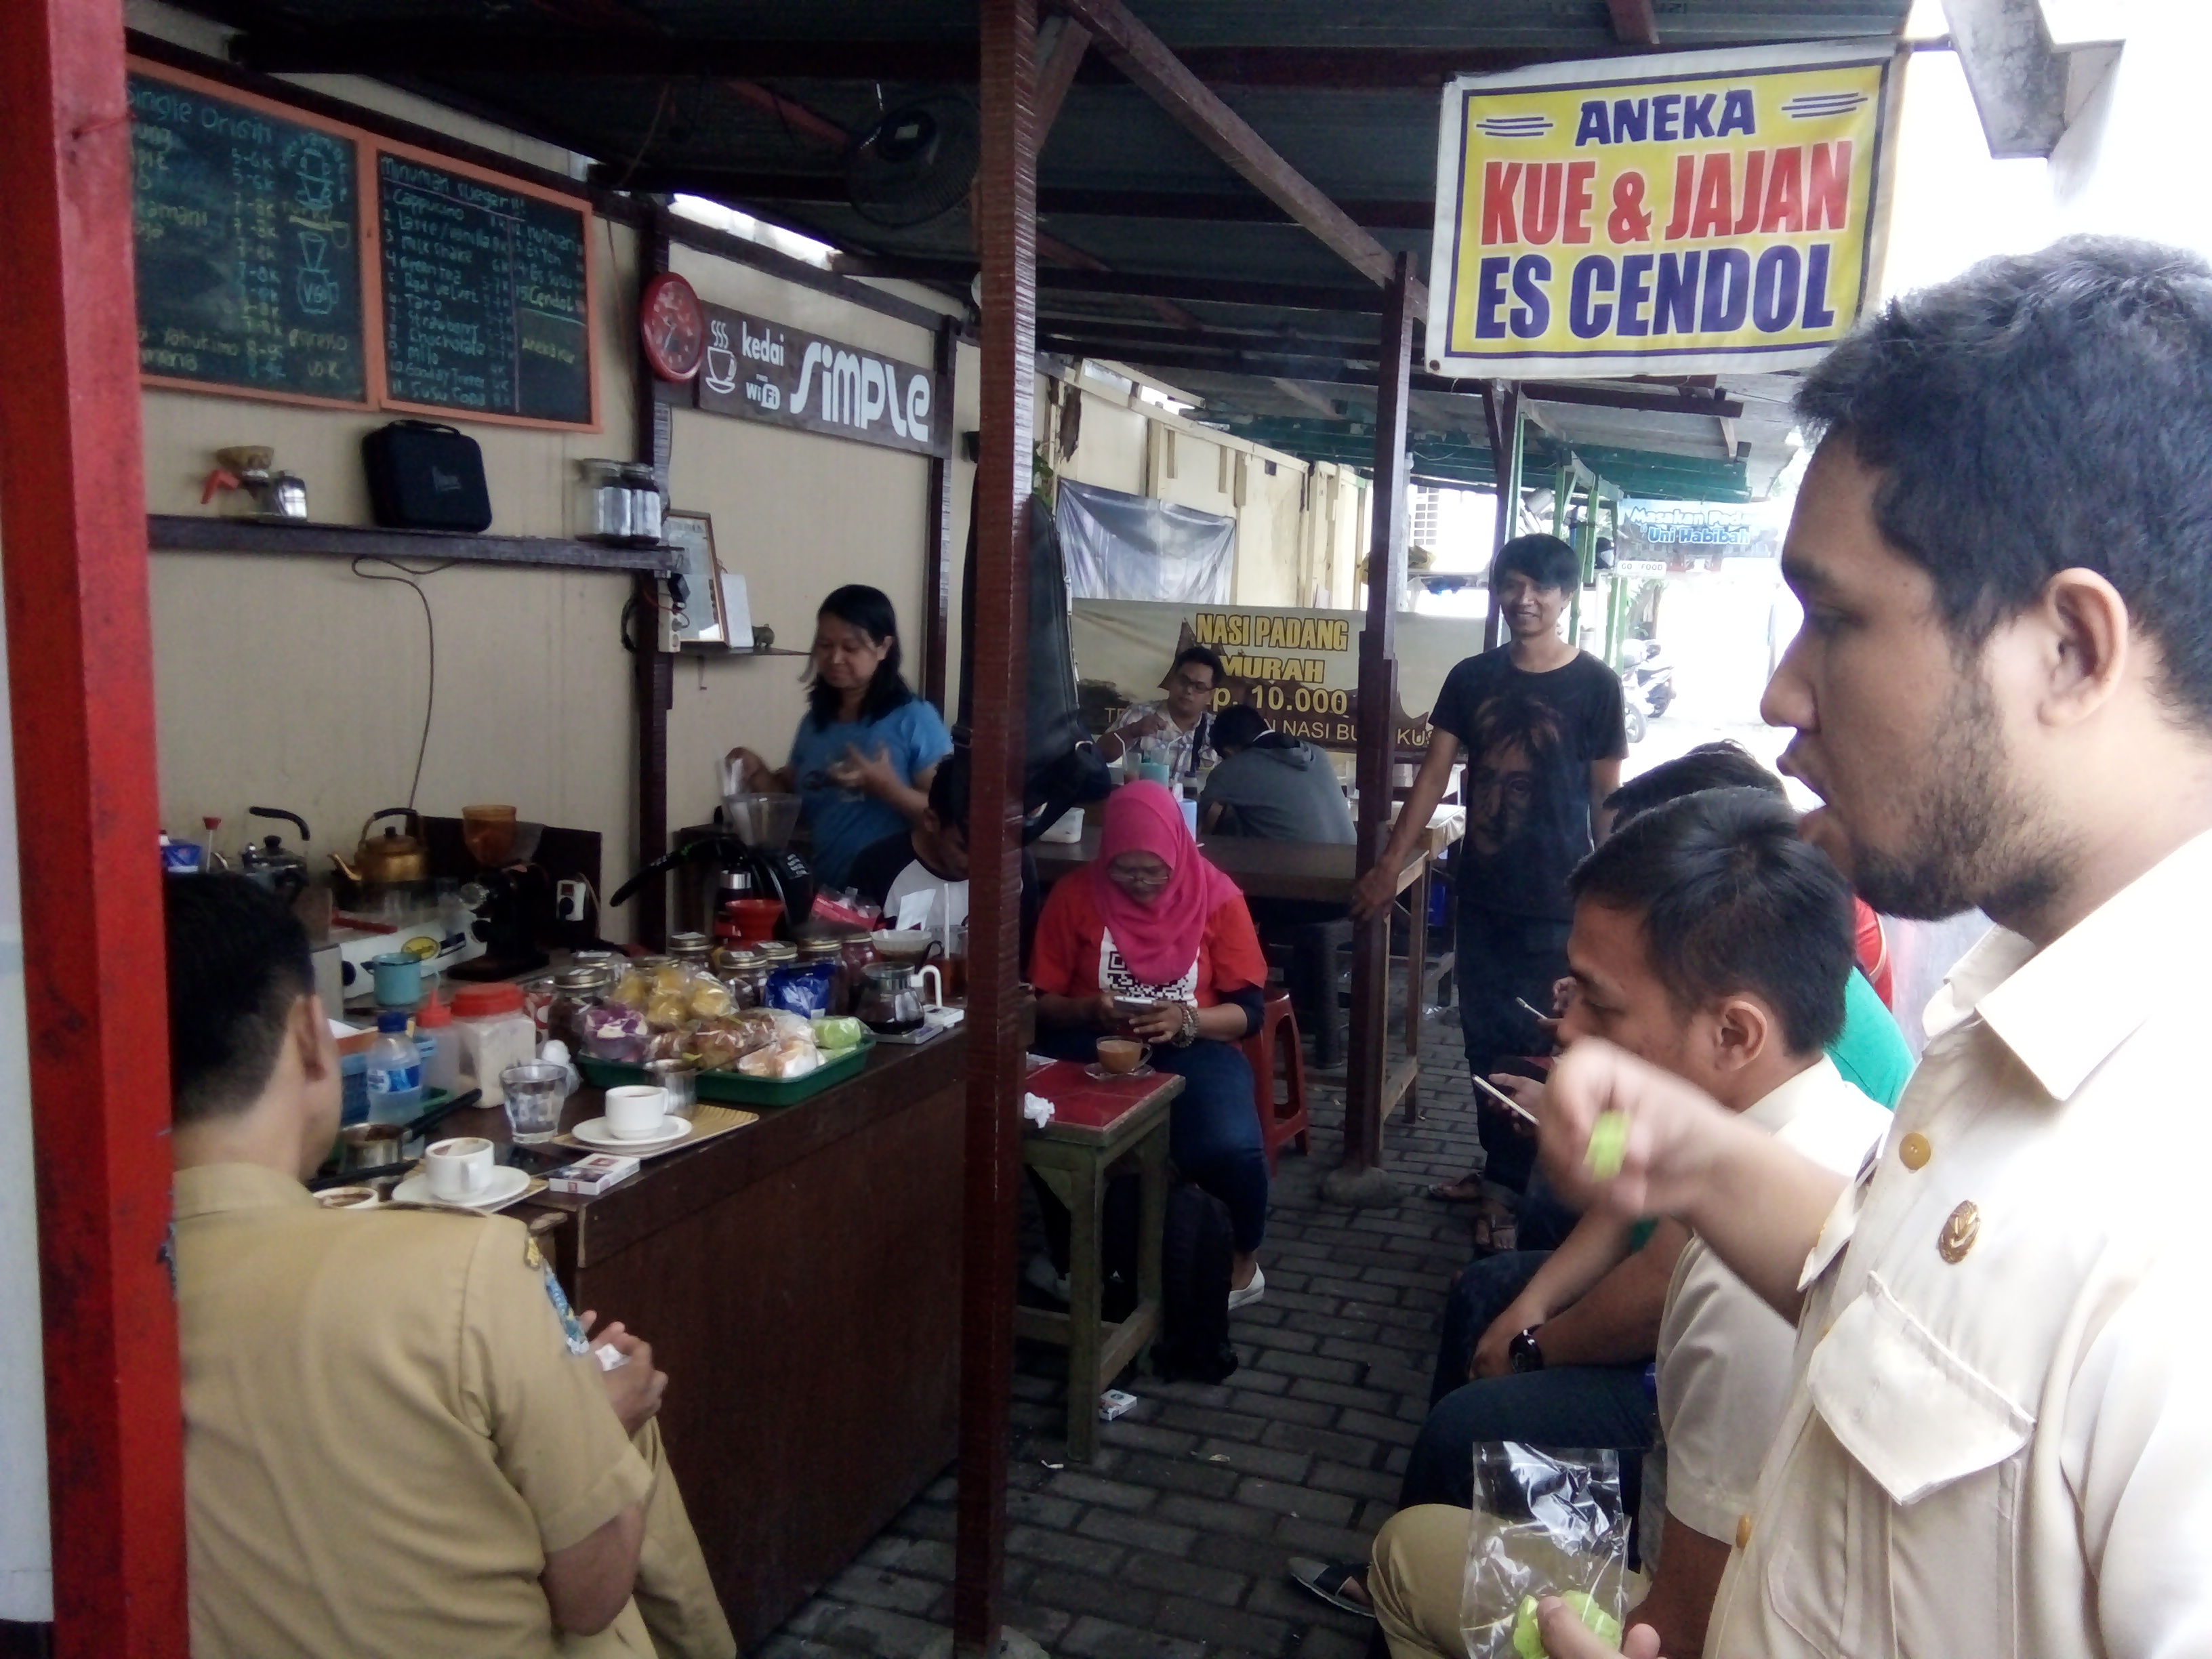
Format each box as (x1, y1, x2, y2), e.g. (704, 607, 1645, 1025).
(1709, 832, 2212, 1659)
(176, 1164, 655, 1658)
(1652, 1057, 1889, 1547)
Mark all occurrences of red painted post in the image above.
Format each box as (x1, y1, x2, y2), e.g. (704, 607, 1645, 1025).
(954, 0, 1037, 1651)
(0, 1, 188, 1654)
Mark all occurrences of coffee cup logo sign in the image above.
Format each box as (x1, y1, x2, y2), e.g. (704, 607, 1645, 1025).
(693, 302, 941, 457)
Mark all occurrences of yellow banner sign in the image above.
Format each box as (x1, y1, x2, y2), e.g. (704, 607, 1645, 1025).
(1427, 42, 1905, 378)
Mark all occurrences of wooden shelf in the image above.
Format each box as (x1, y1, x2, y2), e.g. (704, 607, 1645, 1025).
(147, 514, 678, 573)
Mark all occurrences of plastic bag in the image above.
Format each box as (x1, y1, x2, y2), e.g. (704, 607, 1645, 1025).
(1460, 1445, 1641, 1659)
(765, 962, 836, 1018)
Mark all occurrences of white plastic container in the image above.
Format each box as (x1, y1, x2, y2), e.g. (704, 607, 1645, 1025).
(416, 995, 464, 1097)
(447, 982, 539, 1106)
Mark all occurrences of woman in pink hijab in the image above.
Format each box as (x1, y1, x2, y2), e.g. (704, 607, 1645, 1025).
(1031, 783, 1273, 1307)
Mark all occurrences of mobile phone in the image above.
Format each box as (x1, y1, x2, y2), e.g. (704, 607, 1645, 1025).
(1111, 997, 1158, 1016)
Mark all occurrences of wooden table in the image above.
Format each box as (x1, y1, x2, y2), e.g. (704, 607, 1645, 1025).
(1016, 1060, 1181, 1462)
(1034, 818, 1461, 1163)
(438, 1034, 970, 1651)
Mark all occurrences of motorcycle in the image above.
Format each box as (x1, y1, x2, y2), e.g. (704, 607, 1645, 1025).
(1620, 640, 1674, 743)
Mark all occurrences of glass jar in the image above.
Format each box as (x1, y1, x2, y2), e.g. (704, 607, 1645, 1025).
(717, 948, 766, 1010)
(840, 933, 880, 1016)
(548, 964, 614, 1050)
(668, 931, 712, 970)
(798, 939, 846, 1015)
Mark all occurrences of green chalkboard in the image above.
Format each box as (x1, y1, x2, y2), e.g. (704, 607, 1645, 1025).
(128, 70, 368, 403)
(377, 154, 593, 426)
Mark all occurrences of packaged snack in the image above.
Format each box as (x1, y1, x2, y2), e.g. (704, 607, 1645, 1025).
(691, 1025, 748, 1072)
(651, 962, 691, 996)
(737, 1037, 821, 1080)
(579, 1002, 650, 1064)
(765, 961, 837, 1018)
(688, 977, 736, 1021)
(644, 1027, 692, 1064)
(609, 967, 651, 1009)
(812, 1015, 866, 1052)
(645, 990, 691, 1031)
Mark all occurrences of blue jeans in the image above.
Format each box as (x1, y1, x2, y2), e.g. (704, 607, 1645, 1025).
(1405, 1250, 1654, 1511)
(1035, 1029, 1269, 1254)
(1456, 907, 1572, 1192)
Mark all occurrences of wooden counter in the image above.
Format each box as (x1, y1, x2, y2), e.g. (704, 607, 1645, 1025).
(443, 1033, 969, 1648)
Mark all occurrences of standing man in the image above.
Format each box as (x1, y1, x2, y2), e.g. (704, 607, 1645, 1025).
(1536, 236, 2212, 1659)
(1100, 644, 1226, 785)
(1355, 533, 1626, 1198)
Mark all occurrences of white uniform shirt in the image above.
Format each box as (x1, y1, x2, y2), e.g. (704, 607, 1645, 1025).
(882, 859, 968, 938)
(1709, 830, 2212, 1659)
(1653, 1056, 1890, 1547)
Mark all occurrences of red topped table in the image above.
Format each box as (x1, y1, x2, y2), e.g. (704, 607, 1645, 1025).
(1017, 1060, 1183, 1460)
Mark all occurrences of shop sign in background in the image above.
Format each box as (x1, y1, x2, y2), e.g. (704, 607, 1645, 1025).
(1428, 41, 1903, 378)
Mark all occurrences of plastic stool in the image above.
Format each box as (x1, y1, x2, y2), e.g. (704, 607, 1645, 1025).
(1241, 987, 1312, 1173)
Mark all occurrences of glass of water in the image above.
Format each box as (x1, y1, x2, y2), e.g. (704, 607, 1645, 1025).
(499, 1062, 567, 1144)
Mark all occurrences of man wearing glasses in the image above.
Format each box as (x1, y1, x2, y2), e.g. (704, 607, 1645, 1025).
(1101, 645, 1227, 785)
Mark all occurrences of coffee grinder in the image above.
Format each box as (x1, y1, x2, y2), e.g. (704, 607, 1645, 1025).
(448, 803, 553, 981)
(611, 787, 813, 942)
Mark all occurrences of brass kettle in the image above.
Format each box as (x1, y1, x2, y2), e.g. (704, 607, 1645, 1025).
(337, 808, 428, 886)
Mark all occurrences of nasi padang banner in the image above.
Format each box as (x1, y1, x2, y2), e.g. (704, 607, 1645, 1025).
(1071, 598, 1486, 754)
(1427, 41, 1904, 379)
(693, 302, 943, 457)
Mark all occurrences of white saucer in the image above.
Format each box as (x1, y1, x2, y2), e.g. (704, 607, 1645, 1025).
(390, 1164, 533, 1212)
(570, 1115, 695, 1153)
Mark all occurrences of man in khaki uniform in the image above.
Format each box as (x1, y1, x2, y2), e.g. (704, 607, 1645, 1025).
(1534, 237, 2212, 1658)
(167, 874, 735, 1659)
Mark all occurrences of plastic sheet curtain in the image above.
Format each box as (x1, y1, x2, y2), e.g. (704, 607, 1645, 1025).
(1057, 478, 1235, 602)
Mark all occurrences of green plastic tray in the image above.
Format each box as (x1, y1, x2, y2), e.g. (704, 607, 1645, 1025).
(576, 1037, 872, 1106)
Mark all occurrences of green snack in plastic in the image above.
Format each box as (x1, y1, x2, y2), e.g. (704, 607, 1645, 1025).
(1585, 1109, 1631, 1181)
(1513, 1591, 1623, 1658)
(812, 1015, 865, 1052)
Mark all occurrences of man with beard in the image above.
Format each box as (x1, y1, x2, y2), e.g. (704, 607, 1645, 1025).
(1532, 236, 2212, 1659)
(1355, 533, 1626, 1198)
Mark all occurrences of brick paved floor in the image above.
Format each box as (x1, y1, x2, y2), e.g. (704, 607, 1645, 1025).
(762, 975, 1492, 1659)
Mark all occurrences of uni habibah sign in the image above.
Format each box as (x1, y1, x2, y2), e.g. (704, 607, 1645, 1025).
(1427, 41, 1906, 377)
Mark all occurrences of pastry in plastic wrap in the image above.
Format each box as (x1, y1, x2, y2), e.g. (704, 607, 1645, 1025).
(651, 962, 691, 996)
(737, 1037, 821, 1080)
(609, 968, 651, 1009)
(645, 989, 691, 1031)
(689, 1020, 756, 1072)
(580, 1002, 651, 1063)
(688, 976, 736, 1021)
(644, 1027, 693, 1064)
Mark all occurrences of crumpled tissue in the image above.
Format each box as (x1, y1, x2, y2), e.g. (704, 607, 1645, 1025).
(1023, 1092, 1054, 1128)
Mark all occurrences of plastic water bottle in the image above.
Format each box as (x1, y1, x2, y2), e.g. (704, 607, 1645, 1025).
(365, 1009, 425, 1124)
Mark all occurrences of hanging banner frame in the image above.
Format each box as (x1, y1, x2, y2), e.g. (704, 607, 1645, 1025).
(1426, 40, 1908, 380)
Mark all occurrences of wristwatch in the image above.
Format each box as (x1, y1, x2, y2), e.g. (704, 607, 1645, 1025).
(1171, 1002, 1200, 1047)
(1507, 1326, 1546, 1373)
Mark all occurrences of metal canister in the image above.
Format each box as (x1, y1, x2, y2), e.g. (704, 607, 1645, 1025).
(668, 931, 712, 970)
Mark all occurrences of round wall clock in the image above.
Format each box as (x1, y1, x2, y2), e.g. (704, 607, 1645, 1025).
(640, 270, 707, 382)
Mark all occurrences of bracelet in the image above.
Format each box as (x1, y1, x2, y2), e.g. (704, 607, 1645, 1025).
(1172, 1002, 1200, 1046)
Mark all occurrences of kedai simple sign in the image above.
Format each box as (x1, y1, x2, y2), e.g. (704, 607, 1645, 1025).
(693, 302, 942, 457)
(1427, 41, 1905, 377)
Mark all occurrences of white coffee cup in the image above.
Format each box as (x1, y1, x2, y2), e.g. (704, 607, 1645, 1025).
(604, 1085, 668, 1140)
(424, 1136, 495, 1202)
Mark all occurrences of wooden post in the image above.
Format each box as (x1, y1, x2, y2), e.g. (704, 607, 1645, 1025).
(954, 0, 1037, 1651)
(922, 315, 959, 711)
(632, 208, 674, 946)
(1343, 251, 1416, 1174)
(0, 0, 188, 1650)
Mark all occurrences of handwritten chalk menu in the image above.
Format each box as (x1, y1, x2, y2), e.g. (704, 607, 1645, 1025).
(377, 154, 593, 425)
(128, 72, 368, 403)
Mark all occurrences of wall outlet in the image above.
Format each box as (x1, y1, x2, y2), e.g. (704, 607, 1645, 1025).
(556, 880, 590, 922)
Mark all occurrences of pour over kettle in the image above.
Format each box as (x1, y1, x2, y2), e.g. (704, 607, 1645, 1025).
(240, 807, 312, 906)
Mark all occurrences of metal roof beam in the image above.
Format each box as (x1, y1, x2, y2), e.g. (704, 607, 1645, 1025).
(834, 256, 1394, 314)
(228, 33, 1724, 84)
(1607, 0, 1664, 47)
(1052, 0, 1424, 306)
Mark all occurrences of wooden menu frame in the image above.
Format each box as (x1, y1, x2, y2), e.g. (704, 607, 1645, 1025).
(127, 55, 600, 433)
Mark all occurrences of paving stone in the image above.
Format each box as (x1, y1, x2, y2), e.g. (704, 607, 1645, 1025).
(1023, 1568, 1162, 1624)
(1196, 1438, 1314, 1482)
(1108, 1448, 1244, 1500)
(1153, 1401, 1269, 1441)
(1260, 1418, 1388, 1465)
(1151, 1592, 1296, 1654)
(1235, 1475, 1358, 1526)
(1004, 1524, 1125, 1574)
(1306, 1460, 1404, 1504)
(1057, 1615, 1208, 1658)
(1097, 1417, 1202, 1456)
(1120, 1549, 1254, 1606)
(1252, 1349, 1366, 1385)
(1004, 1488, 1082, 1529)
(1155, 1490, 1282, 1540)
(1076, 1507, 1202, 1556)
(1045, 1470, 1157, 1512)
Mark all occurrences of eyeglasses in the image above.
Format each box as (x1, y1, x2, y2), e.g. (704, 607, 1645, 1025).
(1169, 674, 1214, 694)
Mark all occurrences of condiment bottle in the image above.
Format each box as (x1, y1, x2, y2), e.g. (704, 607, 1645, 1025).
(450, 982, 539, 1107)
(365, 1010, 425, 1124)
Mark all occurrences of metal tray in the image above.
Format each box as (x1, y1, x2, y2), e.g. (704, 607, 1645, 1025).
(576, 1037, 872, 1106)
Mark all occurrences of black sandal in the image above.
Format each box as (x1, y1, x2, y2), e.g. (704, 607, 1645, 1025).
(1288, 1557, 1375, 1619)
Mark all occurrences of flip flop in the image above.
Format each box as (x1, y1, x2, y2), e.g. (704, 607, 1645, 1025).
(1427, 1175, 1485, 1203)
(1288, 1558, 1375, 1620)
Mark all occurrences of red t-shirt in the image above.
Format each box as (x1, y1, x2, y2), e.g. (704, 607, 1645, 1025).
(1031, 875, 1268, 1008)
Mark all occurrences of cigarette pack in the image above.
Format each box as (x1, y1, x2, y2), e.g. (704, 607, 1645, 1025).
(546, 1153, 640, 1196)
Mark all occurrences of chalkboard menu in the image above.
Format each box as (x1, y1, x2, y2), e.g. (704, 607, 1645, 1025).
(377, 154, 593, 426)
(128, 71, 368, 403)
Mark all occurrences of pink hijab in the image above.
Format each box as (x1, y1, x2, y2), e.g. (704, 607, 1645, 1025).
(1088, 782, 1243, 984)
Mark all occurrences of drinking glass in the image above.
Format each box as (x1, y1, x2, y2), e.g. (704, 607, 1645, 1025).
(499, 1062, 567, 1144)
(643, 1059, 699, 1121)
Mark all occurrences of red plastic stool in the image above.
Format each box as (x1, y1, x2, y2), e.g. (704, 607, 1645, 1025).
(1242, 987, 1311, 1173)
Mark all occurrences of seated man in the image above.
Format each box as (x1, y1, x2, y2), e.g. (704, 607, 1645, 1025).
(1098, 643, 1225, 785)
(167, 874, 734, 1659)
(1197, 703, 1355, 844)
(848, 745, 971, 930)
(1294, 787, 1889, 1657)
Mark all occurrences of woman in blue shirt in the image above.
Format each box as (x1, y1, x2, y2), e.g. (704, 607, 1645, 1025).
(727, 584, 952, 891)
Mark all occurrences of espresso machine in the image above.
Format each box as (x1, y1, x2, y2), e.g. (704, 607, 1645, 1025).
(611, 787, 813, 940)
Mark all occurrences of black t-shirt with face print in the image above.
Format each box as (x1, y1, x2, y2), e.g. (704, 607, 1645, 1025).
(1430, 646, 1627, 920)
